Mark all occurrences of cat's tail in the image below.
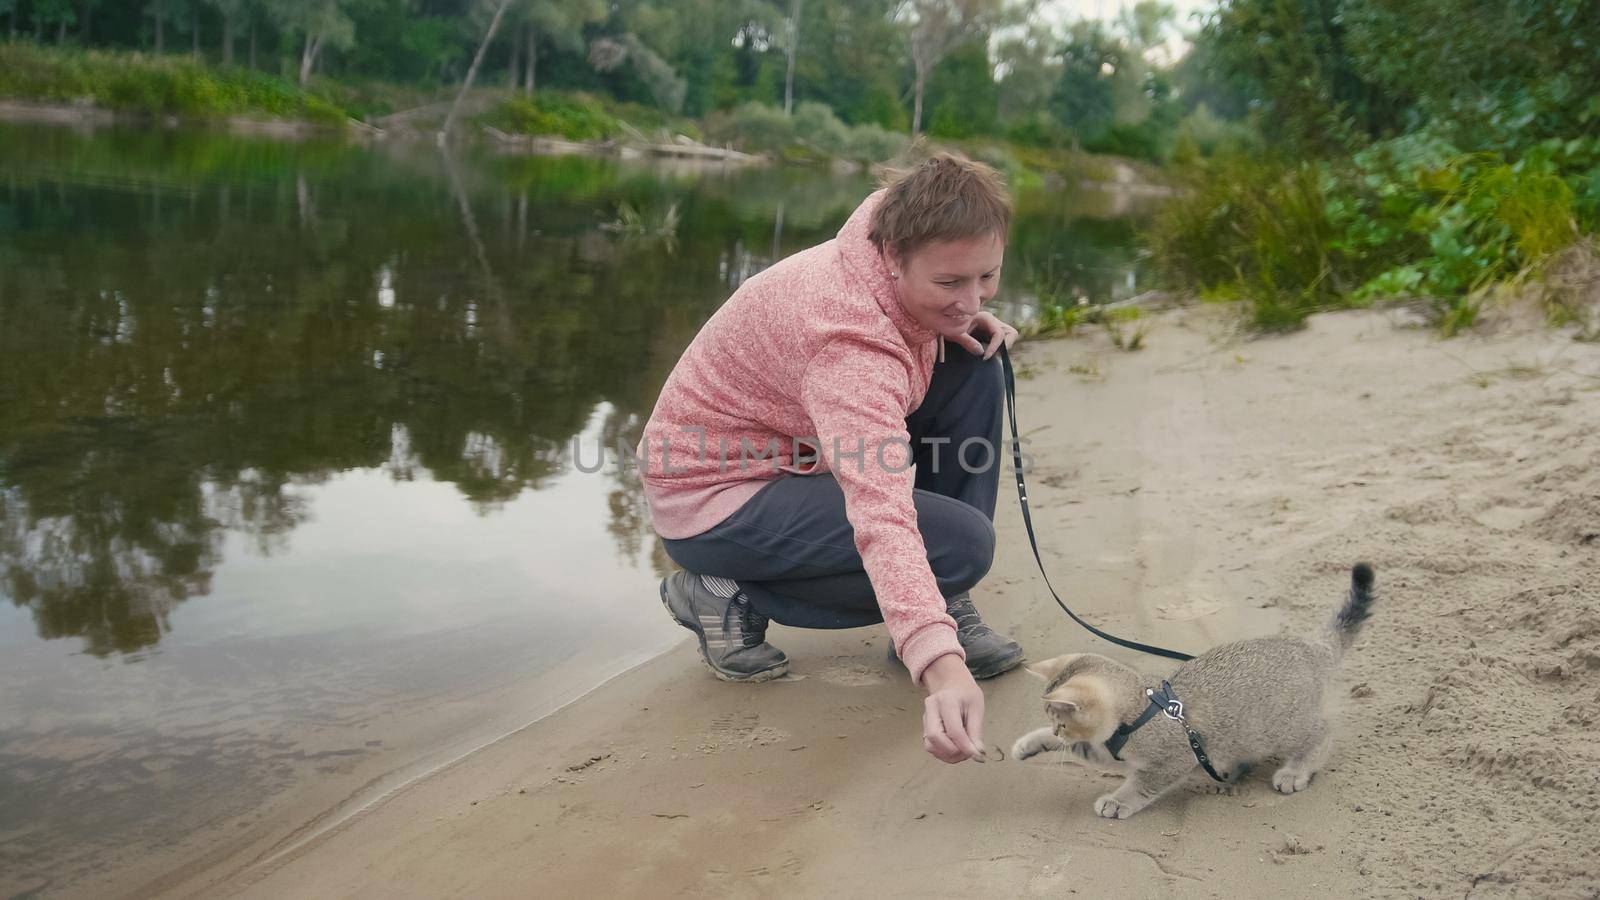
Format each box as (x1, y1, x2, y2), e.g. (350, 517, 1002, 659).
(1325, 563, 1376, 657)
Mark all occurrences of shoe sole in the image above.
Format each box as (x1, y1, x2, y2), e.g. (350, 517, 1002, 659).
(659, 578, 788, 684)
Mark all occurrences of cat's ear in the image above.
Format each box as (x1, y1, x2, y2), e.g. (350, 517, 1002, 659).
(1045, 698, 1079, 715)
(1025, 654, 1081, 683)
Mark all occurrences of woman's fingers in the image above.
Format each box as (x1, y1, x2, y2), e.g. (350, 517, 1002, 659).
(936, 694, 981, 760)
(923, 696, 975, 763)
(965, 312, 1017, 359)
(923, 697, 963, 762)
(966, 691, 986, 749)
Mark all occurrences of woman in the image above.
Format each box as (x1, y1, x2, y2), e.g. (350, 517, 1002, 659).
(636, 152, 1023, 765)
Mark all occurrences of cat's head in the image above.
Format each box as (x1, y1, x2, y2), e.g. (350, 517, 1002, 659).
(1024, 653, 1145, 743)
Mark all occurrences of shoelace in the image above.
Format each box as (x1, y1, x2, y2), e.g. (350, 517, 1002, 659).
(721, 595, 770, 649)
(946, 596, 994, 639)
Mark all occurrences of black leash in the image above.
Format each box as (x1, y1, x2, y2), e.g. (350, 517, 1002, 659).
(998, 344, 1195, 663)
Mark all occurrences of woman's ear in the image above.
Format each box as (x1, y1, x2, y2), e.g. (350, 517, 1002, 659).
(883, 246, 907, 280)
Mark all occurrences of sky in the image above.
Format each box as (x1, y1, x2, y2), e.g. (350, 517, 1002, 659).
(1039, 0, 1217, 29)
(1036, 0, 1218, 61)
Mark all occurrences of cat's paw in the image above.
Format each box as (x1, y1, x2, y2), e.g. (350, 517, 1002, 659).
(1012, 733, 1052, 761)
(1069, 741, 1098, 761)
(1094, 795, 1136, 819)
(1272, 767, 1314, 794)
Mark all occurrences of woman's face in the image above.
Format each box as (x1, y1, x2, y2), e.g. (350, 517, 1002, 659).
(889, 232, 1005, 340)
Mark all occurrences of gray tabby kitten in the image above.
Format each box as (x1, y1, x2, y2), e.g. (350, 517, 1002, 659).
(1012, 564, 1376, 819)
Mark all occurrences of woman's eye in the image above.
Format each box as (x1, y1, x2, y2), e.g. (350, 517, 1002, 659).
(938, 281, 959, 288)
(981, 273, 995, 281)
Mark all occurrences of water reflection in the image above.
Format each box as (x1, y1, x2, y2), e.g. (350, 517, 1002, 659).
(0, 126, 869, 659)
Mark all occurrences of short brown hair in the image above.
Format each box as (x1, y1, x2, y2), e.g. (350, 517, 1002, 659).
(869, 150, 1012, 264)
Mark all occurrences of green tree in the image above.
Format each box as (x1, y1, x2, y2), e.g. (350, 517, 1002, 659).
(781, 0, 803, 114)
(1051, 21, 1120, 141)
(206, 0, 257, 65)
(925, 41, 995, 138)
(31, 0, 77, 42)
(506, 0, 607, 96)
(1116, 0, 1174, 57)
(1340, 0, 1600, 149)
(994, 21, 1057, 123)
(268, 0, 355, 86)
(616, 0, 782, 116)
(793, 0, 905, 128)
(146, 0, 172, 50)
(1199, 0, 1394, 154)
(894, 0, 1017, 135)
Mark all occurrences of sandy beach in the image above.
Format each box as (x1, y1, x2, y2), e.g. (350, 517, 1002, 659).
(147, 305, 1600, 899)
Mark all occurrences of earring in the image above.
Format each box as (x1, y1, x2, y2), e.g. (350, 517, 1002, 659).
(891, 271, 899, 279)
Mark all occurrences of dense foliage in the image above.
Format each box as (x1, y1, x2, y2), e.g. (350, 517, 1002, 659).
(1145, 0, 1600, 332)
(0, 0, 1211, 164)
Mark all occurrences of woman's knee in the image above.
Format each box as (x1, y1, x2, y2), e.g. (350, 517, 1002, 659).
(919, 496, 996, 592)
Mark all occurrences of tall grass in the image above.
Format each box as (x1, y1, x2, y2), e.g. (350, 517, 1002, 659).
(1146, 155, 1358, 331)
(0, 42, 347, 125)
(1146, 134, 1597, 333)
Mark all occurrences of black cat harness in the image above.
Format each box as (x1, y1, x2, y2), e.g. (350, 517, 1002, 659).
(1101, 680, 1229, 783)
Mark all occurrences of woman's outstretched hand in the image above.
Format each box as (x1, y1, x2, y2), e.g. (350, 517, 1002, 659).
(951, 311, 1018, 360)
(920, 653, 985, 764)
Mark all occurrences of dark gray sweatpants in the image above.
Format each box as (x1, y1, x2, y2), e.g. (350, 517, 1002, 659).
(660, 346, 1003, 630)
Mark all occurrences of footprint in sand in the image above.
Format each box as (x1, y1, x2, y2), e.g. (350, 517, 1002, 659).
(700, 712, 791, 752)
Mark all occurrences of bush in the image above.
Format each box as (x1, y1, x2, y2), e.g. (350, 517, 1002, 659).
(715, 101, 795, 154)
(0, 43, 347, 125)
(840, 123, 906, 165)
(1147, 134, 1596, 333)
(793, 101, 849, 156)
(1173, 104, 1261, 159)
(1005, 111, 1070, 149)
(479, 92, 620, 141)
(1146, 154, 1372, 331)
(708, 101, 905, 164)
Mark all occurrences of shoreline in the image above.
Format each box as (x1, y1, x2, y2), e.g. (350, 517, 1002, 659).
(0, 99, 354, 138)
(140, 305, 1600, 898)
(0, 102, 1177, 192)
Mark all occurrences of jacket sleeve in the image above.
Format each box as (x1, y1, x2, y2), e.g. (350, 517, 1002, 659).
(799, 337, 965, 685)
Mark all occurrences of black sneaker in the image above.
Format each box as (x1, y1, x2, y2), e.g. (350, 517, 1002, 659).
(660, 571, 789, 682)
(887, 592, 1025, 680)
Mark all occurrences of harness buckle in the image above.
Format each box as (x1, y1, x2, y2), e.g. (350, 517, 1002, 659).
(1145, 686, 1185, 721)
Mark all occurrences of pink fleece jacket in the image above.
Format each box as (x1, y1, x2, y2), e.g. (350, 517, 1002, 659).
(636, 189, 965, 684)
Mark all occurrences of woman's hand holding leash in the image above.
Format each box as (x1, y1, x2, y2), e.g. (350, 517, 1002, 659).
(920, 653, 986, 764)
(950, 311, 1018, 360)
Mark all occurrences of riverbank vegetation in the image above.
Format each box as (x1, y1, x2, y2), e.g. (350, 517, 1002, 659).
(0, 0, 1222, 178)
(0, 41, 347, 123)
(1143, 0, 1600, 334)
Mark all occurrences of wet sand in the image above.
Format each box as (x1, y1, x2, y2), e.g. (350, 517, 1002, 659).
(149, 306, 1600, 899)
